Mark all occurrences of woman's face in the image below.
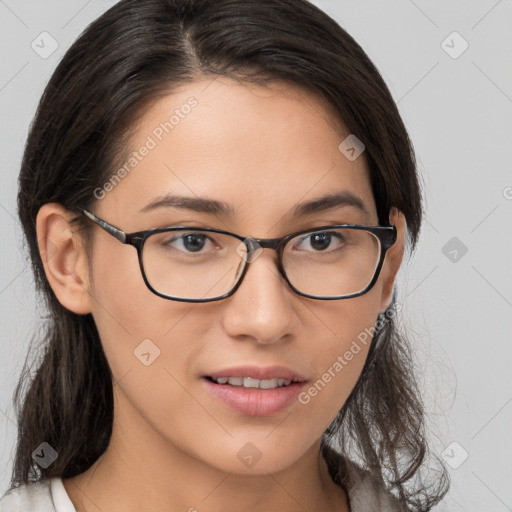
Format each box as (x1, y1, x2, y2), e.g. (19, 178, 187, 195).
(73, 78, 404, 475)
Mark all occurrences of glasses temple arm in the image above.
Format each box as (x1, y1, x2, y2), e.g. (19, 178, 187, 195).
(80, 208, 127, 243)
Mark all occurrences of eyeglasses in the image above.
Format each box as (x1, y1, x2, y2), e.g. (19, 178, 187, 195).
(79, 208, 397, 303)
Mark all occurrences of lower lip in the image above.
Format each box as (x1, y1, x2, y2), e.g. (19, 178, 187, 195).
(203, 378, 306, 417)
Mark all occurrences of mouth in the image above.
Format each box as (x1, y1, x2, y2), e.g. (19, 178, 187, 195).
(201, 365, 308, 416)
(204, 365, 307, 386)
(204, 375, 301, 389)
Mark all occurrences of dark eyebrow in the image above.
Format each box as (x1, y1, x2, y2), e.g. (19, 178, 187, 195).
(139, 190, 370, 218)
(291, 190, 370, 218)
(139, 195, 235, 216)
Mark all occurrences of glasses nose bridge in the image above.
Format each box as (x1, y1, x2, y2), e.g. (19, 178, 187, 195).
(240, 236, 287, 272)
(244, 236, 287, 263)
(238, 236, 288, 292)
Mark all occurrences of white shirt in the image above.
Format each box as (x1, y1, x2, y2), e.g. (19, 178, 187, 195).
(0, 478, 74, 511)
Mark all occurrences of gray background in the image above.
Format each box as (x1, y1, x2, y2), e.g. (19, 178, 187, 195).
(1, 0, 511, 510)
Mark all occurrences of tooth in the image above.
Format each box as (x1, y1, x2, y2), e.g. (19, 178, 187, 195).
(243, 377, 261, 388)
(259, 378, 278, 389)
(214, 376, 292, 388)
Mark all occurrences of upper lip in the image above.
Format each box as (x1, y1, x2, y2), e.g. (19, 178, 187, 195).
(206, 365, 307, 382)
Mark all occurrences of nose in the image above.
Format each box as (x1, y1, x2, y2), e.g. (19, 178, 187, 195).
(221, 249, 296, 344)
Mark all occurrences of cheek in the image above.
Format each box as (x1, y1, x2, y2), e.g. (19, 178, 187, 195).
(87, 243, 202, 381)
(87, 252, 208, 448)
(299, 291, 382, 418)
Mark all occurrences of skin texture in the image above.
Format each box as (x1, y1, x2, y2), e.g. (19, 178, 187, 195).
(36, 77, 406, 512)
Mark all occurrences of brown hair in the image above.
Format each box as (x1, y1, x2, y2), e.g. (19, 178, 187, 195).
(10, 1, 449, 510)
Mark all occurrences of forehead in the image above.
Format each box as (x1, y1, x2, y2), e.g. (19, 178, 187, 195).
(100, 77, 377, 230)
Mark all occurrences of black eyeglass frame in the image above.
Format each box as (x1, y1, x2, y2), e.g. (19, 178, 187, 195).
(79, 208, 397, 303)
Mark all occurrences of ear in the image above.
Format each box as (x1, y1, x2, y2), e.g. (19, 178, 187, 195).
(378, 206, 407, 313)
(36, 203, 93, 314)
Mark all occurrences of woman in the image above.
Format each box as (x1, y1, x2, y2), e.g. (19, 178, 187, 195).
(0, 0, 450, 510)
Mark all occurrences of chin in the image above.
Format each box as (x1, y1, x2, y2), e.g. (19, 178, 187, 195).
(198, 440, 308, 477)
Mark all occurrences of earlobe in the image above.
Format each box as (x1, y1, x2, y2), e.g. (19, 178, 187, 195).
(378, 207, 406, 313)
(36, 203, 93, 315)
